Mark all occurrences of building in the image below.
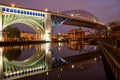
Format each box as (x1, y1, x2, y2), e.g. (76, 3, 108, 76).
(52, 33, 68, 41)
(68, 28, 86, 41)
(20, 31, 36, 41)
(3, 31, 36, 41)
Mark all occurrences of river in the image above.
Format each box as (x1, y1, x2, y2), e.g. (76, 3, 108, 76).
(1, 41, 108, 80)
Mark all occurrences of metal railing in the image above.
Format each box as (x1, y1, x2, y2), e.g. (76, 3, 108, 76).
(100, 41, 120, 80)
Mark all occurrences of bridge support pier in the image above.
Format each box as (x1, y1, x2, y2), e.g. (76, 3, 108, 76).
(0, 12, 4, 80)
(45, 14, 51, 42)
(0, 8, 3, 41)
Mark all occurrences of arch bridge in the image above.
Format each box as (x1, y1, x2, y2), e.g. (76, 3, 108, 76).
(51, 9, 105, 29)
(0, 5, 105, 42)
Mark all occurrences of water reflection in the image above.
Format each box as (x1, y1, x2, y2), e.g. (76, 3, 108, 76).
(1, 41, 105, 80)
(52, 50, 70, 68)
(68, 41, 97, 52)
(3, 43, 51, 80)
(17, 53, 107, 80)
(52, 41, 97, 58)
(0, 47, 3, 80)
(4, 46, 21, 61)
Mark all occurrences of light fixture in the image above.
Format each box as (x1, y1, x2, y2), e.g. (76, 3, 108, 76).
(45, 8, 48, 11)
(11, 4, 15, 7)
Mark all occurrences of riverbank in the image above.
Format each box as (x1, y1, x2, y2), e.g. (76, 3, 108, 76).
(0, 41, 49, 46)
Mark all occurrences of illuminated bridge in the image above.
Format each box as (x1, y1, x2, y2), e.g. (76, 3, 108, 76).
(51, 9, 104, 29)
(1, 4, 120, 80)
(0, 4, 105, 42)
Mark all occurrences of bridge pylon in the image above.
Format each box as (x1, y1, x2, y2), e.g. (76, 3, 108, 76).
(51, 16, 70, 31)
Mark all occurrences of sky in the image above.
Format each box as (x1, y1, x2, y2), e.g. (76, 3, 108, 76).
(0, 0, 120, 34)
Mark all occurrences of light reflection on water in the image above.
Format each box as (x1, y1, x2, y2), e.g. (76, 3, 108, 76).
(3, 43, 51, 80)
(0, 41, 107, 80)
(52, 41, 97, 57)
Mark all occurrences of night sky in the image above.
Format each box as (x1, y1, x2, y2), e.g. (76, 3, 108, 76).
(0, 0, 120, 34)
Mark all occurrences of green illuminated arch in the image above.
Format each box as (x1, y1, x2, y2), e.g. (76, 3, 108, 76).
(2, 14, 46, 40)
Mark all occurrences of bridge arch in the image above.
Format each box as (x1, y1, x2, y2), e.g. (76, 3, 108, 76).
(62, 9, 100, 22)
(51, 9, 103, 32)
(0, 5, 51, 41)
(2, 14, 45, 41)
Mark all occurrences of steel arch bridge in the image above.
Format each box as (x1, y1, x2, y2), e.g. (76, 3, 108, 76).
(62, 9, 100, 23)
(51, 12, 105, 34)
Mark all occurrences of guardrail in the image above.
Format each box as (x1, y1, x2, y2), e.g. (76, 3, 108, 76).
(100, 41, 120, 80)
(102, 38, 120, 49)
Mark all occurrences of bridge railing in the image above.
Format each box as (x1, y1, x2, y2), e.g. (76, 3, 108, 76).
(99, 41, 120, 80)
(101, 38, 120, 49)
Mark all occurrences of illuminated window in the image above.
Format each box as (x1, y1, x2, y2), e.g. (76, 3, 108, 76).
(18, 10, 20, 13)
(21, 10, 23, 14)
(2, 7, 5, 11)
(10, 9, 13, 12)
(1, 7, 45, 17)
(43, 14, 45, 17)
(24, 11, 26, 14)
(33, 12, 35, 15)
(13, 9, 17, 13)
(27, 11, 29, 15)
(35, 13, 37, 16)
(30, 12, 32, 15)
(38, 13, 41, 16)
(6, 8, 9, 12)
(41, 14, 43, 16)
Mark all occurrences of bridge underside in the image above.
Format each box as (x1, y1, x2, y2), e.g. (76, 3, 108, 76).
(63, 19, 102, 29)
(51, 14, 106, 31)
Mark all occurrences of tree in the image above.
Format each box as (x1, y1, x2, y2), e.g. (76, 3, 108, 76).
(6, 26, 20, 41)
(13, 27, 20, 39)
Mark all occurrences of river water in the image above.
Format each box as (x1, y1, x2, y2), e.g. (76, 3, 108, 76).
(1, 41, 108, 80)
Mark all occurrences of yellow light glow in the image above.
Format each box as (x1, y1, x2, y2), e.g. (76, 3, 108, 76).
(107, 26, 111, 30)
(94, 58, 97, 61)
(60, 68, 63, 71)
(11, 4, 15, 7)
(72, 65, 74, 68)
(46, 72, 49, 75)
(71, 14, 74, 16)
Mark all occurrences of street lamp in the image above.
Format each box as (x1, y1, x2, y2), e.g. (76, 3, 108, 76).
(11, 4, 15, 7)
(71, 14, 74, 16)
(107, 26, 111, 36)
(45, 8, 48, 11)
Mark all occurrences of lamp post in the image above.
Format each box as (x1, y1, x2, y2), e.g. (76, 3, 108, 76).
(107, 26, 111, 36)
